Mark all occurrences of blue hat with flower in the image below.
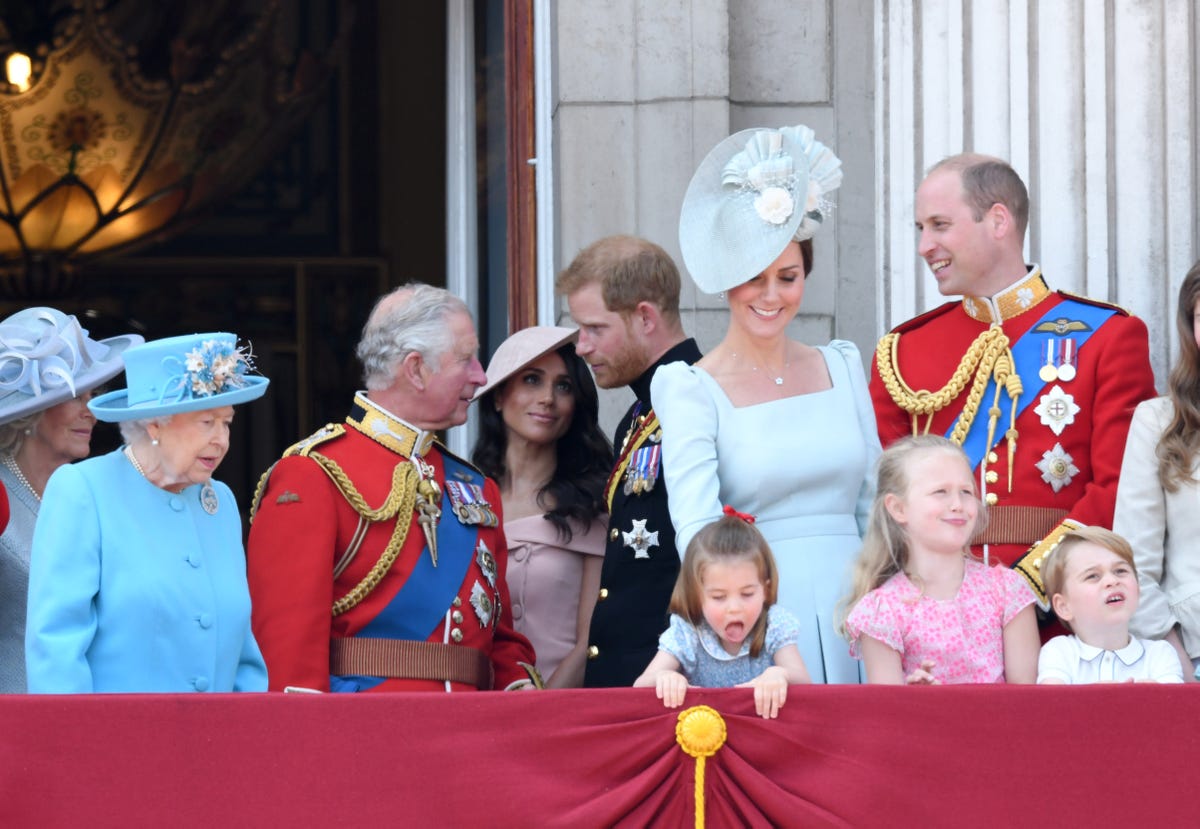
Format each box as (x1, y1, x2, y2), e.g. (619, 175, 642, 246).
(88, 332, 269, 422)
(0, 307, 143, 426)
(678, 124, 842, 294)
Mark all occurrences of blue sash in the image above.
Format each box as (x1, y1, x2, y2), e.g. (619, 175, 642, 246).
(354, 454, 481, 641)
(951, 298, 1117, 468)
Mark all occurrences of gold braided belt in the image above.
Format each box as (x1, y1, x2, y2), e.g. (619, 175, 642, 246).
(875, 326, 1023, 491)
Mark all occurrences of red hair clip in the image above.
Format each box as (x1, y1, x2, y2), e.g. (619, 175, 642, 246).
(722, 505, 756, 524)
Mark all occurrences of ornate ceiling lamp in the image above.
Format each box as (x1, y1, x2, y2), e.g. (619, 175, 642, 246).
(0, 0, 347, 298)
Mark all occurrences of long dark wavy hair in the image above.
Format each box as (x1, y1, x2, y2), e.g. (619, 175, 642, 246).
(472, 344, 612, 541)
(1158, 261, 1200, 492)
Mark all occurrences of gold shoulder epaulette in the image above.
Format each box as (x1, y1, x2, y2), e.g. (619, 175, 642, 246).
(1056, 290, 1132, 316)
(249, 424, 347, 521)
(283, 423, 346, 457)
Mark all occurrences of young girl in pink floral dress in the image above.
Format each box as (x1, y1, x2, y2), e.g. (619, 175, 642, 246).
(839, 436, 1039, 684)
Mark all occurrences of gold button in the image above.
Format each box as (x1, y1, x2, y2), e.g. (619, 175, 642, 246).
(451, 628, 463, 643)
(598, 588, 609, 600)
(609, 528, 619, 541)
(451, 610, 464, 624)
(586, 645, 599, 659)
(985, 493, 998, 506)
(985, 470, 999, 484)
(987, 451, 998, 464)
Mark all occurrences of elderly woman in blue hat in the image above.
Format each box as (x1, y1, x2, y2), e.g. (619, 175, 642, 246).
(0, 308, 142, 693)
(25, 333, 270, 693)
(651, 125, 881, 684)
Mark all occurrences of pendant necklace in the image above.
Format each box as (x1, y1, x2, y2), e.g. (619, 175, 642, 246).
(731, 349, 791, 386)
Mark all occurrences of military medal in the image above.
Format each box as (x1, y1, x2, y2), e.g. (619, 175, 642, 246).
(1038, 339, 1058, 383)
(623, 442, 662, 496)
(1034, 385, 1080, 436)
(1058, 338, 1077, 381)
(446, 480, 499, 527)
(469, 580, 493, 628)
(622, 518, 660, 559)
(476, 540, 498, 588)
(1036, 443, 1079, 493)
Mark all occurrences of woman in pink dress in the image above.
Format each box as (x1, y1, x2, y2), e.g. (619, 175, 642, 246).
(473, 327, 612, 687)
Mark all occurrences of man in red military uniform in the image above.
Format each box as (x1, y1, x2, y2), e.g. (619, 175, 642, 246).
(870, 154, 1156, 608)
(247, 284, 537, 691)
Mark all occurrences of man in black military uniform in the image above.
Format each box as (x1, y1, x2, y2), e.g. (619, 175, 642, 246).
(557, 235, 701, 687)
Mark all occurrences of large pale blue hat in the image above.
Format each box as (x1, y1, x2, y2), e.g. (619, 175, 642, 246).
(0, 307, 143, 426)
(678, 124, 843, 294)
(89, 332, 269, 422)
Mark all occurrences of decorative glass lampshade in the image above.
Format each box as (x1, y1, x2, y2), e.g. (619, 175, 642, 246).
(0, 0, 346, 298)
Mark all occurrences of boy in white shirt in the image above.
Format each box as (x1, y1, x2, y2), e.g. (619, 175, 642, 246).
(1038, 526, 1183, 684)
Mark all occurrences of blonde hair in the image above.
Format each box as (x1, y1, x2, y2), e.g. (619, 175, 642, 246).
(1041, 526, 1137, 632)
(670, 513, 778, 658)
(0, 412, 41, 455)
(837, 435, 986, 637)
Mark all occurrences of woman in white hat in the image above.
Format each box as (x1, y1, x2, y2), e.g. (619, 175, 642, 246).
(25, 332, 270, 693)
(0, 307, 142, 693)
(653, 125, 881, 683)
(472, 326, 612, 687)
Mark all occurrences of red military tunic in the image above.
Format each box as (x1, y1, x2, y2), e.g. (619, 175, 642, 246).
(869, 269, 1156, 604)
(246, 393, 536, 692)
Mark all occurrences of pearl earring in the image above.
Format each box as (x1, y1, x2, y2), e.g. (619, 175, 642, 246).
(151, 438, 159, 446)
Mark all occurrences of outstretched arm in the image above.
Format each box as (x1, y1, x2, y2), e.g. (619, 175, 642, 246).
(651, 363, 722, 555)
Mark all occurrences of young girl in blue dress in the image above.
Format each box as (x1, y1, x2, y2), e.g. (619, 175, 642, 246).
(634, 507, 811, 718)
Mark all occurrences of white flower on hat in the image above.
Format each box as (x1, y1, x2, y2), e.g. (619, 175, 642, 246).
(754, 186, 794, 225)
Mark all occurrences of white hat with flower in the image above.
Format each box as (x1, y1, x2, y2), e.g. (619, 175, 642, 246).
(88, 332, 269, 422)
(678, 124, 842, 294)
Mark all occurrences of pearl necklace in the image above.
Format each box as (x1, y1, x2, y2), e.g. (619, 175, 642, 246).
(2, 453, 40, 501)
(124, 445, 148, 478)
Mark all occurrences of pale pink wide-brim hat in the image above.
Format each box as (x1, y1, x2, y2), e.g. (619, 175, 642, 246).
(474, 326, 579, 400)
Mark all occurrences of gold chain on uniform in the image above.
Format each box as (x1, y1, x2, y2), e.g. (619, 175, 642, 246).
(875, 326, 1023, 490)
(307, 453, 419, 616)
(250, 447, 420, 616)
(248, 421, 432, 616)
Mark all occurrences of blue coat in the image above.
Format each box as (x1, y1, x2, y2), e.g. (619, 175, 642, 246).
(25, 449, 267, 693)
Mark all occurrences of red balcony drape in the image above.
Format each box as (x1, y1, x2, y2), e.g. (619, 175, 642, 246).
(1, 685, 1193, 827)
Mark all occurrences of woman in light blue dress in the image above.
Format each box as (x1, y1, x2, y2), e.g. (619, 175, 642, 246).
(653, 125, 880, 683)
(25, 333, 270, 693)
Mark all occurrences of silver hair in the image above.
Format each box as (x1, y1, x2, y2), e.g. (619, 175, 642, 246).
(356, 283, 471, 390)
(118, 414, 174, 444)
